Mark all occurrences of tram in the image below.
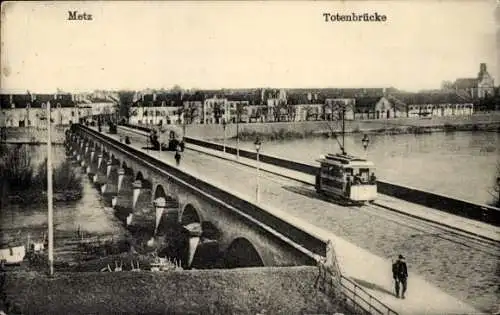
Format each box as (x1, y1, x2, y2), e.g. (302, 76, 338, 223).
(314, 105, 377, 204)
(315, 153, 377, 203)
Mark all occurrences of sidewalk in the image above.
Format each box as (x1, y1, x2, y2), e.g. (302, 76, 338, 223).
(186, 141, 500, 243)
(91, 127, 482, 314)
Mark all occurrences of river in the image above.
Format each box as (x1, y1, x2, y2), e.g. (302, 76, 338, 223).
(226, 131, 500, 205)
(0, 145, 128, 264)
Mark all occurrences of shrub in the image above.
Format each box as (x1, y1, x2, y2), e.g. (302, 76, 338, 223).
(0, 145, 34, 192)
(0, 144, 83, 200)
(35, 158, 83, 193)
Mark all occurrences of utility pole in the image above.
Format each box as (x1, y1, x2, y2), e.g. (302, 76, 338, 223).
(47, 100, 54, 276)
(182, 104, 187, 140)
(236, 104, 240, 159)
(341, 106, 346, 155)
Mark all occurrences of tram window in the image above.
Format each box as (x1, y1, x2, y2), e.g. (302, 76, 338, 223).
(329, 167, 337, 177)
(358, 168, 370, 182)
(321, 165, 328, 175)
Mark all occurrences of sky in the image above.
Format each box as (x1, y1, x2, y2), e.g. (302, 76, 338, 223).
(1, 1, 498, 93)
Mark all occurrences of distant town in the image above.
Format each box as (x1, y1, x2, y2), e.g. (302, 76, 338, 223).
(1, 63, 498, 128)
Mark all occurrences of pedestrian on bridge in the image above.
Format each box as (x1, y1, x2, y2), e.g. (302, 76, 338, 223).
(392, 254, 408, 299)
(175, 146, 182, 166)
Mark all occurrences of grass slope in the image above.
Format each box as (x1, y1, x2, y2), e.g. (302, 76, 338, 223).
(3, 266, 350, 314)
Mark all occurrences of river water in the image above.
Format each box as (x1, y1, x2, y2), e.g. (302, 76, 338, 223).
(226, 131, 500, 205)
(0, 145, 128, 264)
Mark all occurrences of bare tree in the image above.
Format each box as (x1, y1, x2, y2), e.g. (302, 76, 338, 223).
(272, 102, 287, 122)
(303, 105, 316, 121)
(183, 103, 199, 124)
(213, 103, 223, 124)
(286, 104, 297, 122)
(117, 90, 135, 122)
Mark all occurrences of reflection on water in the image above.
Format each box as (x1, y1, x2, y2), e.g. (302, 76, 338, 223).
(0, 145, 128, 262)
(227, 131, 500, 205)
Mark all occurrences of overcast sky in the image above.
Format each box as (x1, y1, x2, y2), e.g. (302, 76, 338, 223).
(1, 1, 498, 93)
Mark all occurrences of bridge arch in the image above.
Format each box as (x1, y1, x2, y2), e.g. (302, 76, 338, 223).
(223, 237, 264, 268)
(135, 171, 152, 189)
(180, 203, 202, 226)
(102, 149, 110, 160)
(153, 184, 179, 202)
(121, 160, 132, 172)
(154, 184, 167, 200)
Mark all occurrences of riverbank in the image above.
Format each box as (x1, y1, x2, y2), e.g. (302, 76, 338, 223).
(1, 126, 67, 144)
(236, 121, 500, 141)
(5, 190, 82, 205)
(182, 111, 500, 140)
(1, 266, 348, 314)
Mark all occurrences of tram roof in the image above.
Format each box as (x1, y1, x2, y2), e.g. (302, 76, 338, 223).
(317, 153, 375, 167)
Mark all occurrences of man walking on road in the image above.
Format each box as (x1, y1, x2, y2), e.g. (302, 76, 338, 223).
(392, 254, 408, 299)
(175, 145, 182, 166)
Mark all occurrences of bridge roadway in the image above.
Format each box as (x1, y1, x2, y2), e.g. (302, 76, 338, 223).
(104, 126, 490, 314)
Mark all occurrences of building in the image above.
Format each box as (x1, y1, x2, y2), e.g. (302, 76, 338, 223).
(324, 98, 355, 120)
(390, 92, 474, 118)
(182, 101, 203, 124)
(453, 63, 495, 99)
(203, 96, 227, 124)
(128, 105, 181, 126)
(1, 93, 78, 127)
(0, 92, 117, 127)
(245, 105, 267, 123)
(225, 100, 249, 123)
(294, 104, 323, 121)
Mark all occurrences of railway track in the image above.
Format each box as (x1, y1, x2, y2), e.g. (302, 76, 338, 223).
(184, 145, 500, 257)
(363, 203, 499, 257)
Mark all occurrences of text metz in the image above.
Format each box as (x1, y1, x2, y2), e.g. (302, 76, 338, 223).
(68, 11, 93, 21)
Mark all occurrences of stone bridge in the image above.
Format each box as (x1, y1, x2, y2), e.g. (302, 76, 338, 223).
(67, 125, 322, 270)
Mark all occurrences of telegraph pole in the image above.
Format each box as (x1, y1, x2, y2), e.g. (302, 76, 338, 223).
(236, 103, 241, 159)
(341, 106, 346, 155)
(47, 101, 54, 276)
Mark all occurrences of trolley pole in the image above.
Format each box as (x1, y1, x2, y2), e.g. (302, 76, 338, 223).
(254, 138, 262, 204)
(256, 151, 260, 203)
(236, 104, 241, 160)
(223, 119, 227, 154)
(362, 134, 369, 159)
(47, 101, 54, 276)
(236, 117, 240, 159)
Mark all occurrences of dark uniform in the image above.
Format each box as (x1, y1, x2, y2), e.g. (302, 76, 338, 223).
(392, 254, 408, 299)
(175, 146, 181, 166)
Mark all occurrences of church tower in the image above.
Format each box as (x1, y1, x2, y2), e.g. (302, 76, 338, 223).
(478, 63, 488, 79)
(477, 63, 494, 98)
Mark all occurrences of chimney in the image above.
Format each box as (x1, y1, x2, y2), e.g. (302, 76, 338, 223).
(480, 63, 487, 73)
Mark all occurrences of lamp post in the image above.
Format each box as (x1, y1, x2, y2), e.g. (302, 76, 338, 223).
(254, 138, 262, 203)
(46, 101, 54, 276)
(222, 118, 227, 154)
(236, 103, 241, 160)
(362, 134, 370, 158)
